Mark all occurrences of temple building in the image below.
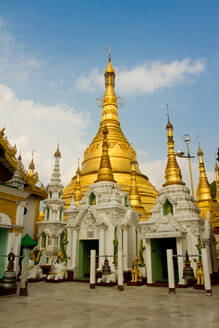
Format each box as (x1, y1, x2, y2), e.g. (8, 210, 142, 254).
(65, 126, 139, 280)
(63, 54, 158, 219)
(0, 127, 46, 277)
(139, 118, 217, 286)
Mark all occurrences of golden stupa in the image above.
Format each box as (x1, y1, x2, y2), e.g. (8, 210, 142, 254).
(63, 53, 158, 217)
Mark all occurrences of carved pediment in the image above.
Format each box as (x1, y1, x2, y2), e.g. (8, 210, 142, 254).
(140, 215, 185, 238)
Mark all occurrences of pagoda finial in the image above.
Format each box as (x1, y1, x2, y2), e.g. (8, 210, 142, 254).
(101, 51, 118, 124)
(196, 141, 212, 202)
(29, 150, 35, 177)
(163, 113, 185, 187)
(54, 144, 61, 158)
(95, 125, 116, 183)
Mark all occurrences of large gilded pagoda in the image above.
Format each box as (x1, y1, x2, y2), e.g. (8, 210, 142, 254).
(63, 54, 158, 218)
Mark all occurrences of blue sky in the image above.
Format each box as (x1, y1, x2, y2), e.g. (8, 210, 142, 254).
(0, 1, 218, 190)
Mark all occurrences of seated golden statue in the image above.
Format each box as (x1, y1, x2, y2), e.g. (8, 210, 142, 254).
(131, 256, 142, 283)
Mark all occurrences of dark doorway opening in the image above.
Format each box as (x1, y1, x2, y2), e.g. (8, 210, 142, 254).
(78, 239, 99, 280)
(151, 238, 178, 283)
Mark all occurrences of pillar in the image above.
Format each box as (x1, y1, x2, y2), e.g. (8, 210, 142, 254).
(201, 248, 212, 296)
(167, 249, 175, 294)
(205, 242, 212, 274)
(146, 239, 152, 285)
(122, 225, 129, 270)
(90, 249, 96, 289)
(176, 237, 186, 286)
(98, 228, 105, 270)
(71, 229, 78, 277)
(117, 249, 124, 291)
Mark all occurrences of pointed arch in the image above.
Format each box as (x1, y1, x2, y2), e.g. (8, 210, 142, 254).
(88, 192, 96, 205)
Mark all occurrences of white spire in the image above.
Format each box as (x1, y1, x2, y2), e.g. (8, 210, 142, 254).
(7, 154, 25, 190)
(49, 145, 62, 188)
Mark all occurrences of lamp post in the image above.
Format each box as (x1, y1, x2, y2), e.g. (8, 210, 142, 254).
(176, 134, 195, 199)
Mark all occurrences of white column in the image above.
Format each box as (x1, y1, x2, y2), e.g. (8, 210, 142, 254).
(146, 239, 152, 284)
(204, 242, 212, 274)
(107, 225, 115, 269)
(132, 226, 136, 260)
(117, 249, 124, 291)
(167, 249, 175, 294)
(98, 228, 105, 270)
(122, 225, 129, 271)
(72, 230, 78, 273)
(90, 249, 96, 289)
(176, 237, 186, 286)
(201, 248, 212, 296)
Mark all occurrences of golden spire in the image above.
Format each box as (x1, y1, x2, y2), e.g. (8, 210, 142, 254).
(29, 150, 35, 177)
(129, 150, 142, 206)
(75, 159, 82, 206)
(54, 144, 61, 157)
(215, 161, 219, 202)
(196, 143, 212, 201)
(163, 116, 185, 187)
(95, 125, 116, 183)
(101, 51, 119, 124)
(129, 150, 147, 218)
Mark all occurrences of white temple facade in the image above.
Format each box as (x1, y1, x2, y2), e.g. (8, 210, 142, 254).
(37, 146, 66, 266)
(65, 180, 139, 280)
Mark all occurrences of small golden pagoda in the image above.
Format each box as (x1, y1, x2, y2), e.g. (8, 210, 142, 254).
(63, 54, 158, 217)
(163, 117, 185, 187)
(195, 144, 212, 219)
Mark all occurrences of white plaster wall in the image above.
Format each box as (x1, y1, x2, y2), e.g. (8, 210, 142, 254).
(22, 196, 36, 238)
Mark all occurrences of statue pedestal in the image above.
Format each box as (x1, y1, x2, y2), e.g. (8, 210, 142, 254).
(0, 271, 17, 296)
(127, 281, 145, 286)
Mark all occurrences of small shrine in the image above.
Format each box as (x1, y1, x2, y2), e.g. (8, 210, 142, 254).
(139, 118, 217, 286)
(65, 126, 139, 280)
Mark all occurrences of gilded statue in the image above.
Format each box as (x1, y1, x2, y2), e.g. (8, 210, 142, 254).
(131, 256, 142, 283)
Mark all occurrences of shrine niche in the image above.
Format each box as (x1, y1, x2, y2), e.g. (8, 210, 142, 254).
(163, 199, 173, 216)
(89, 192, 96, 205)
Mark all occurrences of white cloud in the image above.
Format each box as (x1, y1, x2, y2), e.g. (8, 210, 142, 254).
(0, 84, 90, 186)
(139, 156, 215, 194)
(75, 58, 206, 95)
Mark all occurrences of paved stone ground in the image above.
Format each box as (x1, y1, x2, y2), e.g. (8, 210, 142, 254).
(1, 282, 219, 328)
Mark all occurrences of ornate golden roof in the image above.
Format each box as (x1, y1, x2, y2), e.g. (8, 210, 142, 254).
(63, 54, 158, 217)
(163, 118, 185, 187)
(196, 144, 212, 202)
(0, 127, 46, 199)
(96, 125, 116, 183)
